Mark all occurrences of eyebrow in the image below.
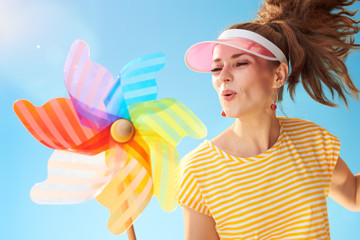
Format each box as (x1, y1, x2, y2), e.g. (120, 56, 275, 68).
(213, 53, 246, 63)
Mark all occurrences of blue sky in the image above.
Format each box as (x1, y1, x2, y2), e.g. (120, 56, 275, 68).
(1, 0, 359, 239)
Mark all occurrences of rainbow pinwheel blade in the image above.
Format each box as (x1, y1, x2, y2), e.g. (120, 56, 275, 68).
(130, 98, 207, 146)
(104, 52, 165, 114)
(31, 150, 116, 204)
(146, 139, 179, 211)
(96, 140, 153, 235)
(64, 40, 128, 130)
(129, 98, 207, 211)
(13, 98, 110, 154)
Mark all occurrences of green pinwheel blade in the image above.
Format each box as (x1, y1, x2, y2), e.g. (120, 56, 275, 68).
(129, 98, 207, 211)
(129, 98, 207, 146)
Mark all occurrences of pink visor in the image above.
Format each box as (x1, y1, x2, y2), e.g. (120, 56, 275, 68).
(185, 29, 288, 72)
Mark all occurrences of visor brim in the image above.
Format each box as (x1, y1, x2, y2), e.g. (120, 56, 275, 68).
(185, 39, 281, 73)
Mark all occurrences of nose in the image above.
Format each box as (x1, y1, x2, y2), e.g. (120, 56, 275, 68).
(217, 65, 233, 83)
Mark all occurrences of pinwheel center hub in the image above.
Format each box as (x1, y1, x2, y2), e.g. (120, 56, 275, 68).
(110, 119, 135, 143)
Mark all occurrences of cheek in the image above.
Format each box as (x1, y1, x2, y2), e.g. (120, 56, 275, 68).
(212, 77, 220, 93)
(248, 68, 274, 88)
(237, 72, 273, 100)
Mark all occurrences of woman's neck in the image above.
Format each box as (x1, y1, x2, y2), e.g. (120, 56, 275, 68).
(211, 113, 280, 158)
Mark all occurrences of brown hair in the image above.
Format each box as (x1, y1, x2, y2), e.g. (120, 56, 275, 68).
(229, 0, 360, 107)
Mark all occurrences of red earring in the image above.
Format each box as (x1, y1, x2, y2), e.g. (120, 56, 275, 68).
(271, 90, 278, 111)
(221, 111, 226, 117)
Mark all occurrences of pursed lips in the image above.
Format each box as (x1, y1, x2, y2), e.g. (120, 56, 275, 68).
(221, 89, 237, 101)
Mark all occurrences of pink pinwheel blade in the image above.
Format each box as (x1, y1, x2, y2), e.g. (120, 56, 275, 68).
(64, 40, 130, 130)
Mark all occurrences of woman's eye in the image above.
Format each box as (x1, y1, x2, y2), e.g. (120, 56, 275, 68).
(211, 67, 222, 72)
(236, 62, 248, 67)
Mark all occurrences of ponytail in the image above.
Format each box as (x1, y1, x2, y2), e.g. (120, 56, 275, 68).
(229, 0, 360, 107)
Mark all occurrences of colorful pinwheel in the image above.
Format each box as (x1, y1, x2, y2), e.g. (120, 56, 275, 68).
(13, 40, 207, 236)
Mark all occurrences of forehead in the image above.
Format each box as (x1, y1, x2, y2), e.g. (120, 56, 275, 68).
(212, 44, 251, 62)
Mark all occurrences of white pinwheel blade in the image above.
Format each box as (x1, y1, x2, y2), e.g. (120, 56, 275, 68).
(30, 150, 116, 204)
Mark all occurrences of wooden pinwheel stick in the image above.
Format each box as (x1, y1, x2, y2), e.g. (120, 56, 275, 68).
(127, 225, 136, 240)
(111, 119, 137, 240)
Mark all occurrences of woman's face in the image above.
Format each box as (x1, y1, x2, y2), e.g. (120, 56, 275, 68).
(211, 44, 277, 118)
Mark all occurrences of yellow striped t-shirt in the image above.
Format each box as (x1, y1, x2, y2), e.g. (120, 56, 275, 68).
(175, 117, 340, 240)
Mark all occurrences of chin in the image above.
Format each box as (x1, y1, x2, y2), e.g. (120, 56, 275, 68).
(223, 111, 238, 118)
(224, 109, 250, 118)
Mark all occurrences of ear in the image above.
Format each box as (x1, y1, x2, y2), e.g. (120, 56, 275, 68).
(272, 63, 289, 88)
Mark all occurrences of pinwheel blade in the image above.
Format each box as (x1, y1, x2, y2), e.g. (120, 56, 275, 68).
(145, 139, 179, 211)
(96, 140, 153, 235)
(30, 150, 117, 204)
(104, 53, 165, 115)
(64, 40, 128, 130)
(129, 98, 207, 211)
(129, 98, 207, 146)
(13, 98, 110, 154)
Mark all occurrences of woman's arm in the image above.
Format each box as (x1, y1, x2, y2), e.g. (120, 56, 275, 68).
(329, 156, 360, 212)
(182, 205, 220, 240)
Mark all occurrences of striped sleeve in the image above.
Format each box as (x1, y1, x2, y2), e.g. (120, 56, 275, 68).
(175, 154, 211, 216)
(320, 127, 341, 179)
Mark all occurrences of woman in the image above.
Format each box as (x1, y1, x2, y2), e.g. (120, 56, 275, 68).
(175, 0, 360, 239)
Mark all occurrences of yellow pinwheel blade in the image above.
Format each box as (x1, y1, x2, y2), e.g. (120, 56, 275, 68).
(145, 139, 179, 211)
(96, 142, 153, 235)
(129, 98, 207, 211)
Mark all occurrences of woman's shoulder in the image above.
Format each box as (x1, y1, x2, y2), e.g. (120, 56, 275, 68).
(177, 140, 214, 173)
(277, 116, 338, 139)
(278, 116, 325, 131)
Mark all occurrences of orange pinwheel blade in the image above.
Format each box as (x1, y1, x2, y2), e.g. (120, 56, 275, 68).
(96, 141, 153, 235)
(13, 98, 110, 154)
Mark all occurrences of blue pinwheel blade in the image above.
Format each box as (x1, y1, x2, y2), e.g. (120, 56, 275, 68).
(104, 53, 165, 117)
